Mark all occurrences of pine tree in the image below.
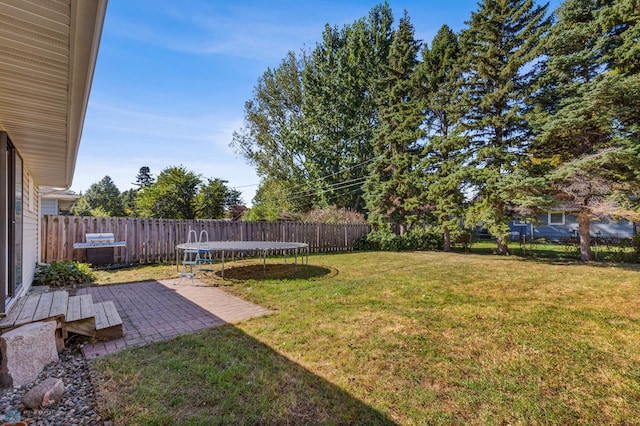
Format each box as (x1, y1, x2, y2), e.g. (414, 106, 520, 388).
(460, 0, 551, 254)
(363, 12, 424, 234)
(134, 166, 154, 188)
(531, 0, 640, 260)
(593, 0, 640, 142)
(418, 25, 466, 251)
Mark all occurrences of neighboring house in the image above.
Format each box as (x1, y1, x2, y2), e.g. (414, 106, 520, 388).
(509, 210, 636, 242)
(40, 188, 80, 215)
(0, 0, 107, 314)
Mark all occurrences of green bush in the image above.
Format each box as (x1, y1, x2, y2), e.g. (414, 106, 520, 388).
(353, 235, 371, 251)
(33, 261, 95, 287)
(366, 229, 407, 251)
(357, 227, 444, 252)
(404, 227, 443, 250)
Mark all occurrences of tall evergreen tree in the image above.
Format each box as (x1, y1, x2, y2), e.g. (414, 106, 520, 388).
(460, 0, 551, 254)
(363, 12, 424, 234)
(531, 0, 640, 260)
(418, 25, 466, 251)
(593, 0, 640, 142)
(134, 166, 154, 188)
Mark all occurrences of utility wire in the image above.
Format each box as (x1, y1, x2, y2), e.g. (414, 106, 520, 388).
(231, 154, 381, 195)
(287, 175, 369, 198)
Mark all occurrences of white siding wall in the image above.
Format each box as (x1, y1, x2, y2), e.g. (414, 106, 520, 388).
(18, 170, 39, 298)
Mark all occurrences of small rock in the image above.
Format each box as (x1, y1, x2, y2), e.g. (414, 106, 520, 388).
(22, 378, 65, 409)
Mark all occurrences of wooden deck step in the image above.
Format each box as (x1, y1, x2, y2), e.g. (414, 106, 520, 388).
(64, 294, 96, 337)
(1, 291, 124, 345)
(0, 291, 69, 330)
(65, 294, 95, 322)
(94, 301, 124, 340)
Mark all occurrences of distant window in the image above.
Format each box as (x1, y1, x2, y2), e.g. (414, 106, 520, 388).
(548, 212, 565, 225)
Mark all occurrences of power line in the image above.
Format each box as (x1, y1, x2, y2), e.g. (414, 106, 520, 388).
(231, 154, 381, 195)
(287, 175, 369, 198)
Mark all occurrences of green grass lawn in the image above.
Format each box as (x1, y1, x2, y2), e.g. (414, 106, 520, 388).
(92, 251, 640, 425)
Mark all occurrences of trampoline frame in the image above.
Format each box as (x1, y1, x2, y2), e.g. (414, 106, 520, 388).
(175, 241, 309, 279)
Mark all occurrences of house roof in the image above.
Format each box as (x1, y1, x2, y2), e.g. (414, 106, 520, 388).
(40, 187, 80, 201)
(0, 0, 107, 188)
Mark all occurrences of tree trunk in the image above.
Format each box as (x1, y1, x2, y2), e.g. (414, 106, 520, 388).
(495, 202, 508, 255)
(578, 213, 592, 261)
(496, 235, 508, 255)
(399, 223, 406, 237)
(443, 226, 451, 252)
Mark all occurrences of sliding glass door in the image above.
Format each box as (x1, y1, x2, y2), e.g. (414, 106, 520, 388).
(1, 133, 22, 307)
(12, 150, 23, 298)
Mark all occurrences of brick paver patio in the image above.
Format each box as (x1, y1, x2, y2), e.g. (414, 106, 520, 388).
(78, 279, 271, 358)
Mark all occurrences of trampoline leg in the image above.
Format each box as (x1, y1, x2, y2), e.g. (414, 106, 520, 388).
(263, 250, 267, 279)
(221, 251, 225, 279)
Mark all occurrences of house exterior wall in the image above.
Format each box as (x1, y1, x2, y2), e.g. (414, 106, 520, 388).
(41, 198, 59, 215)
(510, 212, 635, 241)
(20, 170, 39, 299)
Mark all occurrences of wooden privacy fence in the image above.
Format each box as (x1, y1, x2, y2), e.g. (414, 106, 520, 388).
(41, 216, 370, 264)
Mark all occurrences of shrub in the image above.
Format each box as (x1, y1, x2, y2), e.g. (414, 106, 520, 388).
(33, 261, 95, 287)
(366, 229, 407, 251)
(353, 235, 371, 251)
(357, 227, 444, 252)
(404, 227, 443, 251)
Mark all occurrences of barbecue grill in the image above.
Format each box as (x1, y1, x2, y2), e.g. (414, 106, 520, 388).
(73, 233, 126, 265)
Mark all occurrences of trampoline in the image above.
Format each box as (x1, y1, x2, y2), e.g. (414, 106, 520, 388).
(175, 241, 309, 279)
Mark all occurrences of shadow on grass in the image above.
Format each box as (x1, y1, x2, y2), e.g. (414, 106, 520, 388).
(93, 325, 397, 425)
(216, 263, 335, 281)
(446, 243, 640, 272)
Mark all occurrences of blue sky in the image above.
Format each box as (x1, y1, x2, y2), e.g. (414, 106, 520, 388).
(72, 0, 560, 205)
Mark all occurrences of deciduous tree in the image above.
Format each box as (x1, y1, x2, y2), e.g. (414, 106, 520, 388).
(83, 175, 125, 217)
(303, 3, 394, 210)
(136, 166, 201, 219)
(195, 178, 229, 219)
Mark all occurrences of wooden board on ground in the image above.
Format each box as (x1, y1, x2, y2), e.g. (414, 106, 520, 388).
(94, 301, 124, 340)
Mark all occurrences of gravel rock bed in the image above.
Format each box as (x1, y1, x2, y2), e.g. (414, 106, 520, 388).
(0, 342, 109, 425)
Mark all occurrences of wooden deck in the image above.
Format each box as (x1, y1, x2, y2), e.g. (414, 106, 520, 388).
(0, 290, 123, 351)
